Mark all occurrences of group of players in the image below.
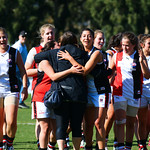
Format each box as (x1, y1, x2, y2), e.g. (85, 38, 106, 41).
(0, 23, 150, 150)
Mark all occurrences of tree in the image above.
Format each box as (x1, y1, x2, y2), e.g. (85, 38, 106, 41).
(0, 0, 150, 49)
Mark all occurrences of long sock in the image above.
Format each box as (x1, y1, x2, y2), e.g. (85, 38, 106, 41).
(39, 148, 47, 150)
(95, 143, 98, 150)
(118, 143, 124, 150)
(105, 135, 108, 148)
(125, 142, 132, 150)
(6, 135, 14, 147)
(85, 145, 92, 150)
(0, 142, 3, 150)
(3, 135, 7, 144)
(81, 130, 85, 141)
(114, 137, 118, 148)
(65, 134, 69, 147)
(48, 142, 56, 148)
(139, 139, 147, 149)
(37, 139, 40, 148)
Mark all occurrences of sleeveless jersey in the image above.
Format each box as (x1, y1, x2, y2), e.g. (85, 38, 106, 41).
(32, 70, 51, 102)
(142, 56, 150, 93)
(87, 47, 111, 95)
(0, 46, 19, 97)
(31, 45, 43, 90)
(113, 51, 143, 99)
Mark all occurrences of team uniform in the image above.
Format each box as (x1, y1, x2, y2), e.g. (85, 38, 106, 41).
(0, 46, 19, 107)
(87, 47, 111, 108)
(32, 70, 55, 119)
(113, 50, 143, 117)
(107, 48, 119, 101)
(140, 56, 150, 108)
(25, 45, 43, 93)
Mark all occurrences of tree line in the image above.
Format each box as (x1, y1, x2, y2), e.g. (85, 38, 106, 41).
(0, 0, 150, 49)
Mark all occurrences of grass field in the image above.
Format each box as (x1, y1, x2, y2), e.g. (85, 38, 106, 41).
(13, 95, 150, 150)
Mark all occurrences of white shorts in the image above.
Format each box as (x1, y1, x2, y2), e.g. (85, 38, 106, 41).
(32, 101, 55, 119)
(140, 90, 150, 108)
(114, 95, 141, 108)
(0, 92, 19, 108)
(113, 95, 139, 117)
(87, 93, 111, 108)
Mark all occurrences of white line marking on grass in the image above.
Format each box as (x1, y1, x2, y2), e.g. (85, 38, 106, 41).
(17, 123, 35, 125)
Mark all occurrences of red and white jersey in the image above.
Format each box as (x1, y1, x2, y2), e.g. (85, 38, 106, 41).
(113, 51, 143, 99)
(32, 70, 51, 102)
(26, 45, 43, 90)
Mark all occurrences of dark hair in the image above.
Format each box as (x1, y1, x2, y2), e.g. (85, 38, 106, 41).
(140, 34, 150, 45)
(107, 32, 122, 49)
(40, 40, 55, 52)
(60, 31, 77, 46)
(80, 28, 94, 38)
(138, 34, 147, 49)
(0, 27, 8, 37)
(138, 34, 146, 41)
(122, 31, 138, 50)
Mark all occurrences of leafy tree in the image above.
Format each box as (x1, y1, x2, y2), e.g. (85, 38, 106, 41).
(0, 0, 150, 49)
(85, 0, 150, 46)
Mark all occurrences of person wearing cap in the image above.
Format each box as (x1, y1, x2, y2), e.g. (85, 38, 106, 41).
(12, 30, 29, 108)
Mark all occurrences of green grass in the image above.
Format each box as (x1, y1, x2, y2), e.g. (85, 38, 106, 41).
(13, 95, 150, 149)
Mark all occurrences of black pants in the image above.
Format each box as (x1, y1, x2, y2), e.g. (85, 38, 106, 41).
(54, 101, 86, 140)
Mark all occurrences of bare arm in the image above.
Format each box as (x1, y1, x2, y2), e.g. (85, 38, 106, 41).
(16, 51, 28, 101)
(58, 50, 103, 76)
(25, 62, 38, 77)
(39, 60, 83, 81)
(139, 49, 150, 79)
(25, 48, 38, 77)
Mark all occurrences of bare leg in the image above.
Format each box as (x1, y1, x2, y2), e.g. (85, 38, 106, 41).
(138, 107, 148, 141)
(115, 109, 126, 144)
(104, 101, 115, 136)
(126, 116, 136, 142)
(83, 106, 95, 147)
(35, 119, 41, 140)
(49, 118, 56, 144)
(57, 139, 65, 150)
(95, 107, 107, 149)
(0, 107, 4, 142)
(72, 137, 82, 150)
(5, 104, 18, 138)
(38, 118, 50, 148)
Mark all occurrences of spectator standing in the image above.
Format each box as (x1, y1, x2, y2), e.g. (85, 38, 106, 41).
(12, 30, 29, 108)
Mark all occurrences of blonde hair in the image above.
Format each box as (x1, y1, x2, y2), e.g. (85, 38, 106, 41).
(0, 27, 8, 37)
(94, 29, 104, 39)
(39, 24, 55, 37)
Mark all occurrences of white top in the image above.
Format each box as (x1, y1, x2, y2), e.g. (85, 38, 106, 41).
(26, 44, 43, 65)
(143, 56, 150, 92)
(0, 46, 17, 97)
(114, 51, 137, 98)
